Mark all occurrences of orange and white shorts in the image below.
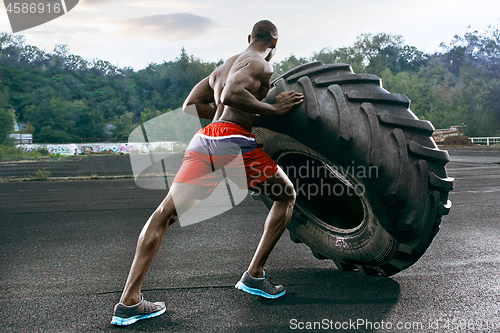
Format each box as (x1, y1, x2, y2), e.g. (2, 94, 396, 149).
(173, 121, 278, 195)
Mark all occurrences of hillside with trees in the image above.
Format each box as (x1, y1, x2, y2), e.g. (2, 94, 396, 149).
(1, 23, 499, 147)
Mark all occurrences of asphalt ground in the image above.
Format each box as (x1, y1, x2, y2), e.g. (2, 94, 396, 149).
(0, 154, 135, 180)
(0, 147, 499, 332)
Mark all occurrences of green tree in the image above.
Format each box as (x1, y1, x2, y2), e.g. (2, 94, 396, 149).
(0, 108, 13, 143)
(24, 121, 34, 134)
(272, 54, 308, 80)
(111, 111, 135, 139)
(312, 46, 365, 73)
(2, 24, 499, 144)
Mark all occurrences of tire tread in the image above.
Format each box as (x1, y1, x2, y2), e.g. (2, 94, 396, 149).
(286, 63, 352, 83)
(347, 92, 410, 108)
(314, 74, 381, 87)
(408, 141, 450, 163)
(255, 62, 454, 277)
(377, 114, 434, 135)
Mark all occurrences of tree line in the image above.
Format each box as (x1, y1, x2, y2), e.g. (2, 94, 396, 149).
(275, 26, 500, 137)
(1, 23, 499, 145)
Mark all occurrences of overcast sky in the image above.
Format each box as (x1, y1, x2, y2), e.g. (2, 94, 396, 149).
(1, 0, 499, 69)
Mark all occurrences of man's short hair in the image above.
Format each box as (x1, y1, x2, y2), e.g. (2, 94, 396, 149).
(251, 20, 278, 44)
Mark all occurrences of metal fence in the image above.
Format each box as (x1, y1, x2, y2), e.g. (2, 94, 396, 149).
(469, 137, 500, 145)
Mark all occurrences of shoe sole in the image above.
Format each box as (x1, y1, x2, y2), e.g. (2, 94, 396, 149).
(111, 307, 166, 326)
(235, 281, 286, 299)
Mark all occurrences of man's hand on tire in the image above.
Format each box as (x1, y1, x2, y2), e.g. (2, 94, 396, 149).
(274, 91, 304, 116)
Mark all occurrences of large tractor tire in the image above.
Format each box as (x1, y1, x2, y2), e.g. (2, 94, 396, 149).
(253, 61, 454, 276)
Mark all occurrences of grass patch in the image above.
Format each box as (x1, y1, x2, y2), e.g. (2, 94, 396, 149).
(442, 135, 474, 147)
(174, 143, 187, 153)
(29, 169, 51, 181)
(0, 144, 51, 160)
(2, 172, 175, 182)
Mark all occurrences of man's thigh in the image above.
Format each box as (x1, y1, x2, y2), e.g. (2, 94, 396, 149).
(158, 182, 214, 217)
(249, 167, 295, 202)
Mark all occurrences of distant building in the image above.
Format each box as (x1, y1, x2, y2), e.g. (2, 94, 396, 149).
(10, 133, 33, 143)
(13, 119, 26, 132)
(17, 122, 26, 131)
(11, 119, 31, 142)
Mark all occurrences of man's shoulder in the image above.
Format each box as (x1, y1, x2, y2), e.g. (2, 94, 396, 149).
(214, 52, 272, 83)
(219, 51, 272, 73)
(243, 55, 272, 72)
(231, 55, 272, 82)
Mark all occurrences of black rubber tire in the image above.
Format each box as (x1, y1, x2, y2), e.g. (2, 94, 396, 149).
(253, 61, 454, 276)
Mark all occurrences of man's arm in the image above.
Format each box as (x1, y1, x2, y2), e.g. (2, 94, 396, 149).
(220, 60, 303, 117)
(182, 76, 216, 119)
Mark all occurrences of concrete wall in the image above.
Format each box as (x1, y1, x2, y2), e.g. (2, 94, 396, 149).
(16, 142, 175, 155)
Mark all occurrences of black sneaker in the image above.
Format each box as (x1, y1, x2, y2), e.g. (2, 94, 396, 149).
(235, 271, 286, 299)
(111, 294, 166, 326)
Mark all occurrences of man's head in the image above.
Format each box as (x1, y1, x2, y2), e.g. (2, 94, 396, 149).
(248, 20, 278, 61)
(251, 20, 278, 44)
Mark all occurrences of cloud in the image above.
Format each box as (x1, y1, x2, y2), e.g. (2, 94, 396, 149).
(119, 13, 217, 39)
(82, 0, 117, 4)
(77, 0, 116, 11)
(127, 1, 215, 11)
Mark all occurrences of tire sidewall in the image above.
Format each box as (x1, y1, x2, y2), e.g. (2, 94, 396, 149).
(258, 130, 397, 264)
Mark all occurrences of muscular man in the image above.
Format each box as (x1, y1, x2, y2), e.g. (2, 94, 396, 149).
(111, 20, 303, 326)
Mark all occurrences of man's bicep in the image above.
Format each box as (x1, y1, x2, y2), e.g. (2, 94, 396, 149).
(185, 77, 214, 105)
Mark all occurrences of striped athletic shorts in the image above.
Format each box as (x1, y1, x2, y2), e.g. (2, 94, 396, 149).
(172, 121, 278, 195)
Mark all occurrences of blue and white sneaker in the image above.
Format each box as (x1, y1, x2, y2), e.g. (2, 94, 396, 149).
(111, 294, 166, 326)
(235, 271, 286, 299)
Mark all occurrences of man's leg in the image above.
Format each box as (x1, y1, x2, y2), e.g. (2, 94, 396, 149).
(119, 183, 206, 306)
(235, 167, 295, 299)
(246, 167, 296, 278)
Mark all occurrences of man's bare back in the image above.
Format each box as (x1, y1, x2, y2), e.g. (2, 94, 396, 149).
(208, 50, 303, 133)
(182, 32, 302, 133)
(209, 52, 273, 131)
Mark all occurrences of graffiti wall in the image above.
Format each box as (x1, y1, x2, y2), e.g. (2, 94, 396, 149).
(17, 142, 175, 156)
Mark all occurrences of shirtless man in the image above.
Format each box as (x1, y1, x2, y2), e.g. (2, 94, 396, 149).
(111, 20, 304, 326)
